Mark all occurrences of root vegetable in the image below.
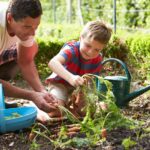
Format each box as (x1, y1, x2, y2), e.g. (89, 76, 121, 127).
(66, 131, 77, 136)
(29, 132, 35, 141)
(66, 124, 81, 128)
(99, 102, 107, 111)
(101, 128, 107, 138)
(67, 126, 81, 132)
(75, 91, 82, 105)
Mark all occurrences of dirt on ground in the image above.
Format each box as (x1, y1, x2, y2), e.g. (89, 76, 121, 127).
(0, 80, 150, 150)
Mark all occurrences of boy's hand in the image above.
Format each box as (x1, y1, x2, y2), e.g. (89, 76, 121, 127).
(69, 75, 84, 87)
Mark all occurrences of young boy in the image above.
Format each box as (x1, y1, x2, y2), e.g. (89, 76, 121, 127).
(46, 20, 112, 117)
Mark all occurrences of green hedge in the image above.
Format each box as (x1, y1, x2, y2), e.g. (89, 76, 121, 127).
(35, 37, 64, 78)
(126, 35, 150, 80)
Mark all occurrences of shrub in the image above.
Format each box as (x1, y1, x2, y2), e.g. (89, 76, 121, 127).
(35, 37, 64, 78)
(103, 35, 129, 62)
(126, 35, 150, 80)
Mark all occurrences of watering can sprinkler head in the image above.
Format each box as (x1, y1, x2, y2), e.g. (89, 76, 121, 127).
(97, 58, 150, 108)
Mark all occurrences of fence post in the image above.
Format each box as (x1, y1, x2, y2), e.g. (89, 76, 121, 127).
(113, 0, 116, 33)
(52, 0, 56, 23)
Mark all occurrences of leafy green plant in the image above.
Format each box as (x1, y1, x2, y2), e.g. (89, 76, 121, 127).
(122, 137, 137, 150)
(30, 74, 139, 149)
(52, 75, 137, 148)
(29, 142, 40, 150)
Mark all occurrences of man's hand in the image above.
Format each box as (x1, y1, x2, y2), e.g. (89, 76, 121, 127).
(31, 91, 58, 113)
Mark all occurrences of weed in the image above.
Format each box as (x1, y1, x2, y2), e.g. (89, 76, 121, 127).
(122, 137, 137, 150)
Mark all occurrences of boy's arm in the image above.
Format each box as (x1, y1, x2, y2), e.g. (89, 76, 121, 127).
(48, 54, 84, 87)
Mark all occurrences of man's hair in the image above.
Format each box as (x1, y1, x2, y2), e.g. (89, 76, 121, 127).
(7, 0, 42, 21)
(81, 20, 112, 44)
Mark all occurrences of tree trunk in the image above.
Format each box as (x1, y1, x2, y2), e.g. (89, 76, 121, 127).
(66, 0, 72, 23)
(77, 0, 84, 25)
(52, 0, 56, 23)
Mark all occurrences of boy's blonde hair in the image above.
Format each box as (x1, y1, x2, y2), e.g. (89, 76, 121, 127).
(81, 20, 112, 44)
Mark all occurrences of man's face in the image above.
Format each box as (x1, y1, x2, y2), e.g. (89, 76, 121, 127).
(7, 14, 41, 41)
(80, 36, 105, 60)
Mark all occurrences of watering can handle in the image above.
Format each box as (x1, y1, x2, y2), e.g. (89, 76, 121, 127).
(101, 58, 131, 81)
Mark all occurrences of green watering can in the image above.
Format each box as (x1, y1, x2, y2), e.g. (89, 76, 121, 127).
(96, 58, 150, 107)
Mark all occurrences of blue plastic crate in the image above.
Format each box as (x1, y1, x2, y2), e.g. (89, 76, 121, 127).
(0, 107, 37, 133)
(0, 83, 37, 133)
(0, 84, 5, 109)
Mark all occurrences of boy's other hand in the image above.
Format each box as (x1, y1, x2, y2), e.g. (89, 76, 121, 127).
(69, 75, 84, 87)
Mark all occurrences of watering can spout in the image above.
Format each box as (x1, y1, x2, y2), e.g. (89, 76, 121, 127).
(124, 85, 150, 103)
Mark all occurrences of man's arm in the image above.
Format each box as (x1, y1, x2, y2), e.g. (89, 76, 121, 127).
(0, 79, 33, 99)
(0, 79, 57, 112)
(17, 41, 45, 92)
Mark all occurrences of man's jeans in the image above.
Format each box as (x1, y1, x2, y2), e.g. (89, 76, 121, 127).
(0, 48, 20, 108)
(0, 48, 18, 81)
(0, 60, 19, 81)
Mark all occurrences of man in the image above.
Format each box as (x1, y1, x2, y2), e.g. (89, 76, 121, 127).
(0, 0, 57, 114)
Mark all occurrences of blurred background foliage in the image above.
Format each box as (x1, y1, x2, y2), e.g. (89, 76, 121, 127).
(1, 0, 150, 81)
(40, 0, 150, 28)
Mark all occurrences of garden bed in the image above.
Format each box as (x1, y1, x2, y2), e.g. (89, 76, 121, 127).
(0, 80, 150, 150)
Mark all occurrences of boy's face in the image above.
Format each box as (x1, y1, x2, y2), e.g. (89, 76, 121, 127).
(7, 13, 41, 41)
(80, 36, 105, 60)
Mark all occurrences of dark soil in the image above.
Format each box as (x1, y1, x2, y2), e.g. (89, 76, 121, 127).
(0, 80, 150, 150)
